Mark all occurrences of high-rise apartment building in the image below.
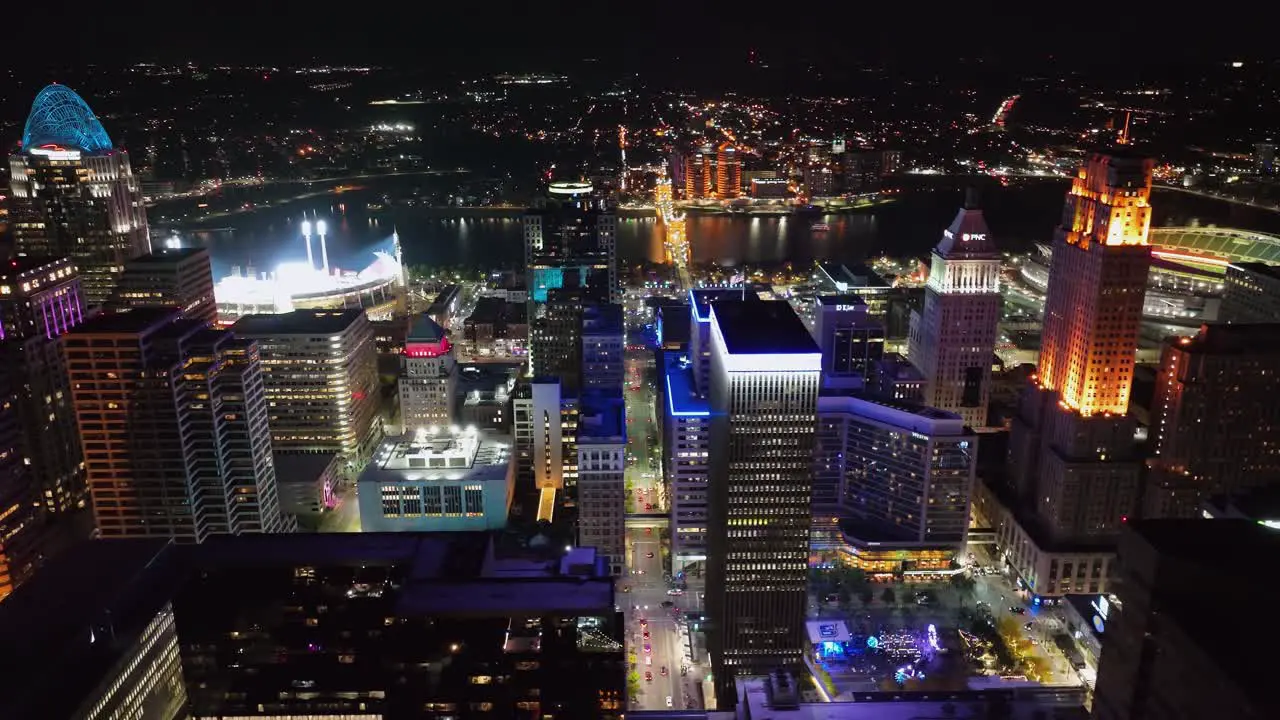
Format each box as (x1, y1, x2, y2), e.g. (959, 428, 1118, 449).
(581, 303, 624, 390)
(0, 256, 87, 515)
(660, 351, 710, 575)
(110, 247, 217, 324)
(232, 310, 381, 463)
(814, 295, 885, 390)
(8, 85, 149, 305)
(1221, 262, 1280, 322)
(1093, 519, 1280, 720)
(577, 390, 626, 576)
(398, 314, 457, 430)
(907, 191, 1001, 427)
(524, 181, 617, 305)
(1145, 323, 1280, 518)
(1000, 148, 1152, 598)
(65, 309, 292, 541)
(705, 301, 820, 704)
(716, 143, 741, 199)
(684, 149, 712, 199)
(815, 392, 976, 564)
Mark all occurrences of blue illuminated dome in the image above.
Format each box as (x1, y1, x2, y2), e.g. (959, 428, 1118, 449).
(20, 84, 113, 153)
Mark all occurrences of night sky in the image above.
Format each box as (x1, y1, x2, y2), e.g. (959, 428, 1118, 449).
(6, 2, 1272, 73)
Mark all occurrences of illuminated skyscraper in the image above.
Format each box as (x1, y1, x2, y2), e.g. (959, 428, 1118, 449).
(7, 85, 149, 306)
(0, 256, 87, 515)
(0, 364, 38, 601)
(715, 143, 741, 199)
(1145, 324, 1280, 518)
(232, 310, 381, 464)
(110, 247, 217, 324)
(523, 181, 616, 306)
(684, 150, 712, 199)
(1009, 149, 1152, 546)
(907, 191, 1001, 427)
(65, 309, 292, 540)
(398, 314, 457, 429)
(705, 301, 820, 704)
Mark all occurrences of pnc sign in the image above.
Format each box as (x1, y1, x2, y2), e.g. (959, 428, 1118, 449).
(962, 233, 986, 242)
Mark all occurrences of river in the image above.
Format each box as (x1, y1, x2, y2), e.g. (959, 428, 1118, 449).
(170, 176, 1280, 279)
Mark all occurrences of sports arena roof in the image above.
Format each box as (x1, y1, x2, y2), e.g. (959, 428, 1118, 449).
(20, 84, 113, 153)
(1151, 227, 1280, 265)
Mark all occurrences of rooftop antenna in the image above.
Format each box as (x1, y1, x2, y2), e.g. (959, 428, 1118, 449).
(964, 186, 980, 210)
(1118, 111, 1132, 146)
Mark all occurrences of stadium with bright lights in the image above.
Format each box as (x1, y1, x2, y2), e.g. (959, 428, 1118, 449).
(1019, 226, 1280, 323)
(213, 220, 405, 323)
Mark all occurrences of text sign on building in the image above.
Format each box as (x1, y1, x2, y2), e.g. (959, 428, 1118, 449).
(962, 233, 986, 242)
(834, 305, 859, 312)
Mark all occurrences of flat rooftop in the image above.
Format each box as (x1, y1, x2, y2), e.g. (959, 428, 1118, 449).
(818, 262, 889, 291)
(361, 429, 511, 484)
(663, 351, 709, 417)
(0, 531, 615, 719)
(1171, 322, 1280, 354)
(712, 300, 820, 355)
(124, 247, 208, 264)
(578, 389, 626, 442)
(66, 307, 185, 335)
(272, 452, 340, 483)
(582, 303, 624, 335)
(232, 308, 364, 336)
(816, 294, 867, 308)
(0, 254, 74, 281)
(689, 287, 750, 322)
(819, 390, 969, 436)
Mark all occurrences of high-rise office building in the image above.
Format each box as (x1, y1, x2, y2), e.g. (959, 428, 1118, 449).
(716, 143, 741, 199)
(0, 367, 39, 601)
(65, 309, 292, 541)
(1221, 262, 1280, 322)
(1093, 519, 1280, 720)
(815, 392, 976, 568)
(8, 85, 149, 305)
(814, 295, 885, 390)
(0, 533, 625, 720)
(1145, 323, 1280, 518)
(513, 378, 578, 523)
(232, 309, 381, 463)
(398, 314, 457, 430)
(110, 247, 217, 324)
(581, 303, 624, 390)
(530, 289, 587, 388)
(907, 191, 1001, 427)
(576, 390, 626, 576)
(705, 301, 820, 704)
(1000, 148, 1152, 598)
(688, 287, 751, 397)
(660, 351, 710, 575)
(523, 181, 617, 305)
(0, 256, 87, 515)
(1009, 149, 1151, 540)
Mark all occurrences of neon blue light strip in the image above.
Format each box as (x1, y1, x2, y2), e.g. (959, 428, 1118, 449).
(688, 289, 710, 324)
(665, 371, 710, 418)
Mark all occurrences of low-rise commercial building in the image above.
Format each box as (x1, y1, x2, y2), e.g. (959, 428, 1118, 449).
(357, 427, 513, 532)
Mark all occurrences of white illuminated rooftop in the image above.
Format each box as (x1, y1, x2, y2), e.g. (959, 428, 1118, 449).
(361, 426, 511, 484)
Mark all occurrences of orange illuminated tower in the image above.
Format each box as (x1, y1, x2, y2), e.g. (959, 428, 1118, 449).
(684, 150, 711, 199)
(715, 143, 740, 199)
(1008, 147, 1153, 543)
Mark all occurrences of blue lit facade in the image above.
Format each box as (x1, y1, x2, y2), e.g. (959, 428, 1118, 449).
(659, 351, 710, 572)
(21, 85, 113, 153)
